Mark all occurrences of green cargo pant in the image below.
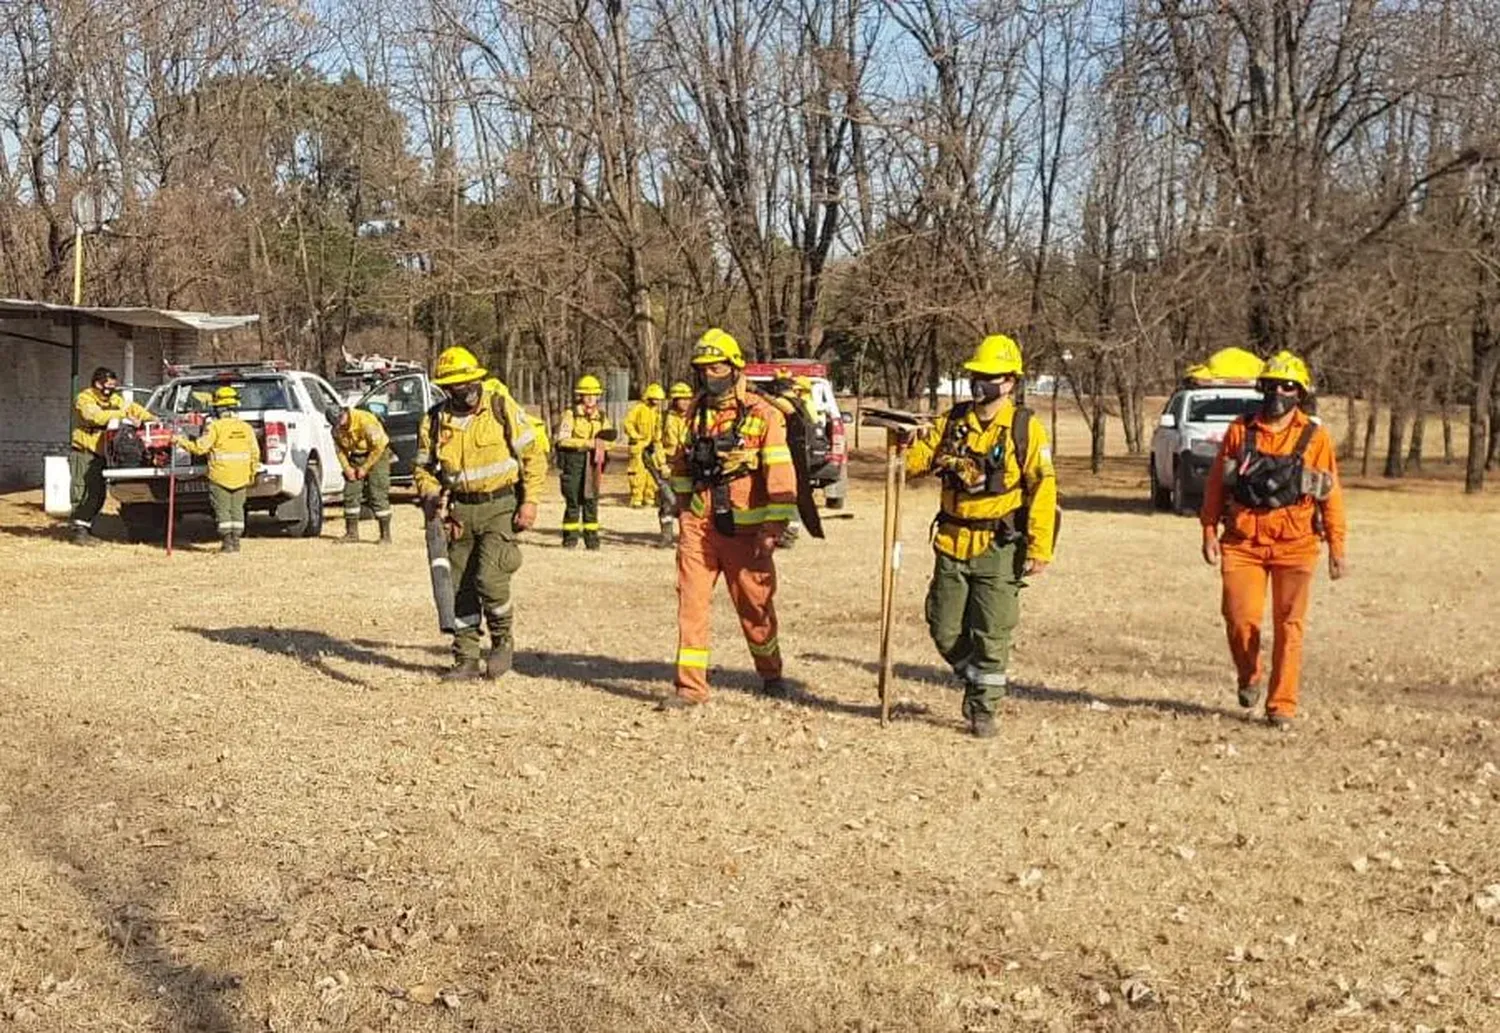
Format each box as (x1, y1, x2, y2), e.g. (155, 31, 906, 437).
(208, 482, 247, 537)
(558, 450, 599, 545)
(448, 494, 523, 662)
(925, 539, 1024, 718)
(342, 453, 393, 522)
(69, 448, 107, 530)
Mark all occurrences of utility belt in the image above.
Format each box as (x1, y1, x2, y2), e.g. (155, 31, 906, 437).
(933, 510, 1024, 540)
(451, 486, 518, 505)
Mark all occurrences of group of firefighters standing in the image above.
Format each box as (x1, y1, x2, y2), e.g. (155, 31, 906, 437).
(67, 327, 1348, 736)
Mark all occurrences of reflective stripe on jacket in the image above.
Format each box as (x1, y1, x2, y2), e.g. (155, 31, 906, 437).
(556, 406, 612, 451)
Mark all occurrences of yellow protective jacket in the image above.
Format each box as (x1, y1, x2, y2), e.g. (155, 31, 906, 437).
(414, 386, 546, 502)
(555, 405, 612, 452)
(624, 401, 662, 457)
(333, 409, 390, 476)
(73, 389, 152, 455)
(906, 398, 1058, 562)
(661, 410, 690, 463)
(527, 414, 552, 458)
(178, 417, 260, 490)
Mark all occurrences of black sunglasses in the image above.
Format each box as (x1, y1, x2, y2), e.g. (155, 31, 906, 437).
(1262, 380, 1302, 395)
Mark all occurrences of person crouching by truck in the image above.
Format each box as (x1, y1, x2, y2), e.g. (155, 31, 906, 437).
(416, 346, 547, 682)
(70, 366, 154, 545)
(1200, 350, 1348, 730)
(174, 387, 259, 553)
(328, 405, 394, 545)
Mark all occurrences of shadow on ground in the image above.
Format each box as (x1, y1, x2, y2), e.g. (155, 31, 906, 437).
(797, 651, 1239, 720)
(176, 625, 438, 688)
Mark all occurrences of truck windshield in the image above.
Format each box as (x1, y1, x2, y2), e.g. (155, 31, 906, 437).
(1188, 395, 1261, 422)
(152, 378, 290, 414)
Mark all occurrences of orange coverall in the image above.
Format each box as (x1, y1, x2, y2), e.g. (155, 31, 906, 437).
(667, 385, 798, 702)
(1201, 410, 1347, 717)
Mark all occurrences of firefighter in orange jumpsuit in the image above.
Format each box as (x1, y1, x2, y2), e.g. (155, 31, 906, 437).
(1201, 350, 1349, 729)
(661, 329, 799, 708)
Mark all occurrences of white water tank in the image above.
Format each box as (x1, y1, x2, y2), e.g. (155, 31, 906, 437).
(43, 455, 71, 516)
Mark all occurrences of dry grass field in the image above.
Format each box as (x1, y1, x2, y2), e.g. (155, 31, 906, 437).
(1, 420, 1498, 1032)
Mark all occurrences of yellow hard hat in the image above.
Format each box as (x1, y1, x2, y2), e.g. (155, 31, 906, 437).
(668, 381, 693, 400)
(433, 345, 487, 386)
(574, 374, 603, 396)
(692, 328, 745, 368)
(1260, 350, 1311, 390)
(793, 375, 813, 393)
(643, 382, 666, 402)
(963, 334, 1025, 377)
(212, 386, 240, 408)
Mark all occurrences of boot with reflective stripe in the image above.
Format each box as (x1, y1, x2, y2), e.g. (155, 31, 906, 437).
(377, 516, 392, 545)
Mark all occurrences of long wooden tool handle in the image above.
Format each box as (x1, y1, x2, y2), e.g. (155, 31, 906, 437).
(878, 432, 899, 727)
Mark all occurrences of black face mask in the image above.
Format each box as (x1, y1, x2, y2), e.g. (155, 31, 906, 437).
(696, 369, 736, 397)
(447, 384, 483, 413)
(970, 378, 1005, 404)
(1260, 386, 1298, 418)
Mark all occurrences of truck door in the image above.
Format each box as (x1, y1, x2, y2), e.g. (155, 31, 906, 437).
(358, 373, 428, 482)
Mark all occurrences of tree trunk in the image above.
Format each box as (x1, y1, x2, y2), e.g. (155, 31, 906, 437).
(1340, 395, 1360, 460)
(1360, 402, 1378, 478)
(1089, 400, 1106, 475)
(1406, 402, 1426, 473)
(1384, 397, 1406, 478)
(1467, 302, 1498, 492)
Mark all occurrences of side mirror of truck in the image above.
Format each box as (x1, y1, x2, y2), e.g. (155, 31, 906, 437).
(1158, 413, 1177, 429)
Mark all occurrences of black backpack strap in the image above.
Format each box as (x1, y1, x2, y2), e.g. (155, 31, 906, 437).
(490, 390, 517, 457)
(1292, 419, 1318, 458)
(1012, 405, 1032, 497)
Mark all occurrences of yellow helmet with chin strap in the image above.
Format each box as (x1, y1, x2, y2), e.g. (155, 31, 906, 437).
(963, 334, 1025, 377)
(668, 381, 693, 400)
(574, 374, 603, 396)
(212, 386, 240, 409)
(692, 328, 745, 368)
(1259, 350, 1312, 391)
(433, 345, 488, 386)
(643, 382, 666, 402)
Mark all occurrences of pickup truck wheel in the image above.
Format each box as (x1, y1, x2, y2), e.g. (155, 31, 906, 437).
(1149, 460, 1172, 511)
(1171, 459, 1195, 517)
(120, 503, 165, 543)
(286, 462, 324, 538)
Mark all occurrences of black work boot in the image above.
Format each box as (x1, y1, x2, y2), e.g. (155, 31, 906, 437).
(655, 694, 698, 713)
(963, 699, 996, 739)
(562, 533, 580, 549)
(658, 523, 675, 549)
(70, 526, 94, 547)
(377, 516, 392, 546)
(1237, 681, 1263, 709)
(220, 534, 234, 554)
(485, 642, 514, 680)
(441, 659, 484, 682)
(337, 518, 360, 543)
(584, 532, 601, 551)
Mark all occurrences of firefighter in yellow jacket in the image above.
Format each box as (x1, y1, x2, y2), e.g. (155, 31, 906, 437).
(903, 335, 1058, 738)
(175, 387, 260, 553)
(329, 405, 393, 544)
(415, 346, 547, 681)
(555, 375, 614, 549)
(624, 383, 667, 507)
(69, 366, 153, 545)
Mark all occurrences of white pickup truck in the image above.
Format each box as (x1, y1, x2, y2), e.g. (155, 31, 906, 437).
(1149, 383, 1263, 514)
(103, 362, 348, 541)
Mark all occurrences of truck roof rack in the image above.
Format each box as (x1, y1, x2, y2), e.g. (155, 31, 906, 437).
(164, 360, 290, 378)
